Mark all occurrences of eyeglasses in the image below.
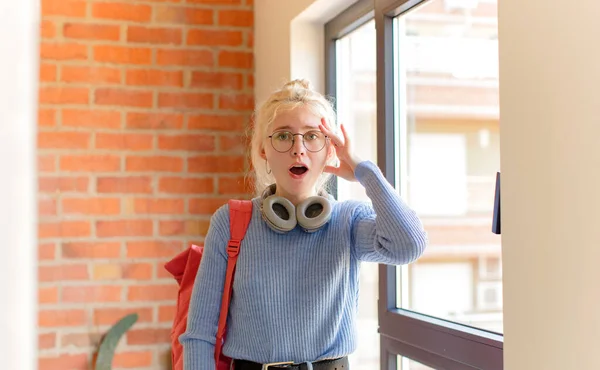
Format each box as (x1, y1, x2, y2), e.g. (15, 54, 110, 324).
(268, 130, 328, 153)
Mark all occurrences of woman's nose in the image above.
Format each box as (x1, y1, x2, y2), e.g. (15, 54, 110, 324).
(291, 138, 305, 156)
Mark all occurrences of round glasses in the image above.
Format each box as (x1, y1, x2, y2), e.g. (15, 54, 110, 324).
(268, 130, 328, 153)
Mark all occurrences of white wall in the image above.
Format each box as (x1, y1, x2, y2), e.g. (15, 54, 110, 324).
(0, 0, 39, 368)
(254, 0, 358, 106)
(499, 1, 600, 369)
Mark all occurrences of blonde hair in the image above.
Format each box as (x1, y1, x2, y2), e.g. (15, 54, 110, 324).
(248, 79, 338, 197)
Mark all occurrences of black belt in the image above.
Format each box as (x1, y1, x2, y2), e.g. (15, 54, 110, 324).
(234, 356, 349, 370)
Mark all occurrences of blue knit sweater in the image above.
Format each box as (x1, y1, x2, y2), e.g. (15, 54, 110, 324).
(180, 160, 428, 368)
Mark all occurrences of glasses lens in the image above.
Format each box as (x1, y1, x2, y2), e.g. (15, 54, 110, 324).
(303, 131, 326, 152)
(271, 131, 293, 152)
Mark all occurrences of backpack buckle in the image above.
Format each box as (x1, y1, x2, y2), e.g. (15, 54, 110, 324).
(227, 239, 241, 257)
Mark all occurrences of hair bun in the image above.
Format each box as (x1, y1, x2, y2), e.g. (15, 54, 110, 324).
(283, 78, 312, 90)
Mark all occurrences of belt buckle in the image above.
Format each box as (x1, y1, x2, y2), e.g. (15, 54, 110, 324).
(262, 361, 294, 370)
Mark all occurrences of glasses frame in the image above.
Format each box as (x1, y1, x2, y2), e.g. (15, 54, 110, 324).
(267, 130, 329, 153)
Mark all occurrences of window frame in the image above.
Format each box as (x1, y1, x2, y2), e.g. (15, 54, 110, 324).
(324, 0, 504, 369)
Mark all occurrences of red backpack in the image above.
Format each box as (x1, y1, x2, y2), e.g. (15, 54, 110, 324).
(165, 199, 253, 370)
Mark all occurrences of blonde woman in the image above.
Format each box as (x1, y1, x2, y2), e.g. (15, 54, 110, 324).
(180, 79, 428, 370)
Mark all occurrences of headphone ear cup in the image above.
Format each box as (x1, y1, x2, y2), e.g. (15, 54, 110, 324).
(261, 195, 297, 233)
(296, 196, 332, 233)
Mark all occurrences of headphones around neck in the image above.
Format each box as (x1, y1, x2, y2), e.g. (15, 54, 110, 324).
(260, 184, 333, 233)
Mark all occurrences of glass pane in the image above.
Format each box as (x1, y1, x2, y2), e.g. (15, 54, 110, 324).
(394, 0, 502, 334)
(397, 355, 436, 370)
(334, 19, 378, 369)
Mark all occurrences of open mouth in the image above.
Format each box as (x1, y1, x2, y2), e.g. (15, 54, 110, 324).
(289, 164, 309, 176)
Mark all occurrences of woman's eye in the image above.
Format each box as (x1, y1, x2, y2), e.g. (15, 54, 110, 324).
(275, 132, 290, 140)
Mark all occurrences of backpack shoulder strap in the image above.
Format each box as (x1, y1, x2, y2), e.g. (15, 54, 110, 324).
(214, 199, 253, 365)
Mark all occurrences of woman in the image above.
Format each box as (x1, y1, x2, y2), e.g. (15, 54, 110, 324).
(180, 79, 428, 369)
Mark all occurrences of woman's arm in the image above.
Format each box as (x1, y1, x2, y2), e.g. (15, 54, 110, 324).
(179, 206, 229, 370)
(350, 160, 428, 265)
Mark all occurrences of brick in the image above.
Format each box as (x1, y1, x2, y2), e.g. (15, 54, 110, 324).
(60, 333, 99, 348)
(247, 30, 253, 47)
(122, 263, 153, 280)
(128, 284, 176, 301)
(188, 0, 241, 4)
(39, 264, 89, 282)
(133, 198, 185, 214)
(126, 156, 183, 172)
(39, 198, 57, 216)
(39, 86, 89, 105)
(40, 42, 88, 60)
(127, 26, 182, 45)
(62, 241, 121, 259)
(217, 176, 252, 194)
(113, 351, 153, 368)
(97, 176, 153, 193)
(126, 112, 184, 130)
(158, 134, 215, 152)
(39, 286, 59, 304)
(61, 66, 121, 84)
(38, 131, 90, 149)
(158, 92, 213, 109)
(126, 69, 183, 87)
(92, 263, 121, 280)
(219, 134, 245, 153)
(63, 23, 121, 41)
(127, 328, 170, 345)
(38, 154, 56, 172)
(159, 219, 210, 236)
(187, 29, 243, 46)
(62, 285, 122, 303)
(158, 177, 213, 194)
(219, 93, 254, 110)
(63, 109, 122, 129)
(42, 0, 87, 17)
(39, 221, 91, 238)
(95, 88, 154, 108)
(93, 307, 153, 326)
(156, 48, 213, 67)
(189, 198, 228, 214)
(188, 114, 246, 131)
(188, 155, 244, 173)
(38, 108, 56, 127)
(96, 220, 154, 237)
(247, 73, 254, 88)
(62, 197, 121, 215)
(39, 242, 56, 260)
(39, 333, 56, 350)
(39, 176, 89, 193)
(39, 309, 86, 327)
(92, 3, 152, 22)
(39, 354, 89, 370)
(96, 133, 154, 151)
(218, 9, 253, 27)
(126, 240, 183, 258)
(94, 45, 152, 65)
(40, 63, 57, 82)
(154, 6, 213, 25)
(158, 305, 176, 322)
(218, 50, 252, 68)
(190, 71, 243, 90)
(60, 154, 121, 172)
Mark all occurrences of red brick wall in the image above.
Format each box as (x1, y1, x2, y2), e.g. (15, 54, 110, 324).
(38, 0, 253, 368)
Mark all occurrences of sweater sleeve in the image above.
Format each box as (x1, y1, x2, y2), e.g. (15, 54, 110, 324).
(179, 205, 230, 370)
(350, 160, 428, 264)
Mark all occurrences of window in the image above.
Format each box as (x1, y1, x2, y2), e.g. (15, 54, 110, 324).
(326, 0, 503, 368)
(326, 11, 378, 369)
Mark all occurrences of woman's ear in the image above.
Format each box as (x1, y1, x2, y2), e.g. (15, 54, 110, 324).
(260, 147, 267, 160)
